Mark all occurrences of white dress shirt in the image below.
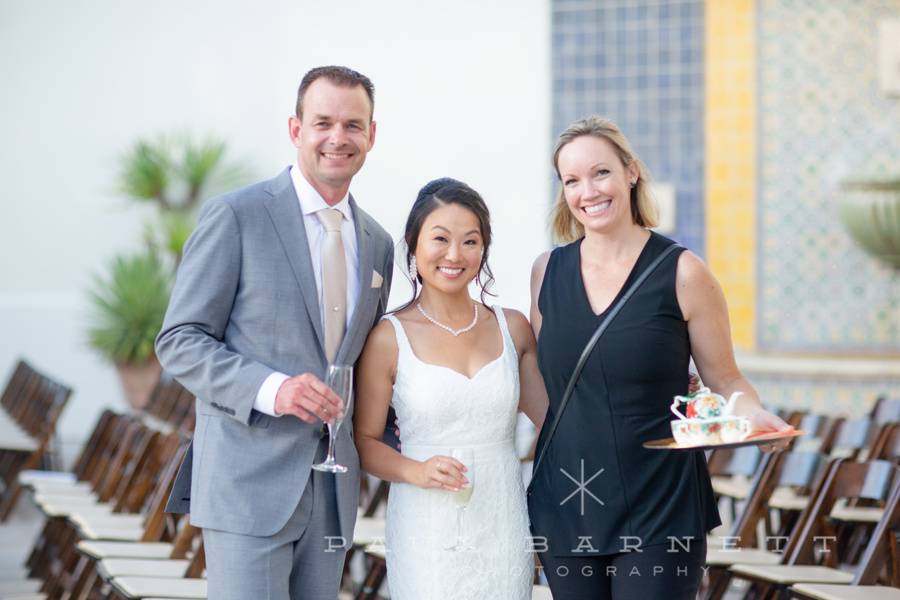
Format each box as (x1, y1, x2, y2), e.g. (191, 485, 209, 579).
(253, 164, 360, 417)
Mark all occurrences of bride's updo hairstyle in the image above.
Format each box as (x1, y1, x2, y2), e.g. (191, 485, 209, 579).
(397, 177, 496, 312)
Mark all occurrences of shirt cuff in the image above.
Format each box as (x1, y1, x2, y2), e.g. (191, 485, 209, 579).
(254, 372, 289, 417)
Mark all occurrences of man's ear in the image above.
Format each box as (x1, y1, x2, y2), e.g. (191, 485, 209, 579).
(288, 115, 302, 147)
(367, 120, 377, 151)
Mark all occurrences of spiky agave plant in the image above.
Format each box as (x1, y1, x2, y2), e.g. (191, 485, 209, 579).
(87, 250, 172, 364)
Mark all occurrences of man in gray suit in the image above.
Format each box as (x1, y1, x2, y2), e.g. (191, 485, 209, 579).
(156, 65, 394, 600)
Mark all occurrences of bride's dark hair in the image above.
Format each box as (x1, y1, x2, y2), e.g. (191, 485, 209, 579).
(395, 177, 496, 313)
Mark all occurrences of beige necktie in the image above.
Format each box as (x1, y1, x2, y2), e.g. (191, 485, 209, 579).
(317, 208, 347, 363)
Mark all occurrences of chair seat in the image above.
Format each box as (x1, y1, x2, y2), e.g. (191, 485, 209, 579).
(0, 434, 38, 452)
(79, 524, 145, 541)
(532, 584, 553, 599)
(790, 583, 900, 600)
(98, 559, 190, 580)
(17, 470, 77, 486)
(34, 489, 96, 504)
(71, 513, 146, 531)
(77, 540, 173, 560)
(40, 501, 112, 518)
(31, 479, 92, 493)
(110, 576, 207, 599)
(353, 517, 385, 546)
(769, 488, 810, 511)
(711, 476, 751, 499)
(141, 415, 174, 435)
(829, 504, 883, 523)
(730, 564, 854, 584)
(706, 547, 782, 566)
(364, 543, 386, 560)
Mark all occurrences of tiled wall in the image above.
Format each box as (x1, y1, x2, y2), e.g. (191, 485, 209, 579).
(551, 0, 899, 358)
(552, 0, 707, 254)
(751, 374, 893, 418)
(757, 0, 900, 353)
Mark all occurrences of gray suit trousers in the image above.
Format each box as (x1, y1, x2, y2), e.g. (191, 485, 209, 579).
(202, 439, 345, 600)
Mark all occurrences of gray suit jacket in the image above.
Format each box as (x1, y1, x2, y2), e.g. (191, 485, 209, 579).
(156, 167, 393, 539)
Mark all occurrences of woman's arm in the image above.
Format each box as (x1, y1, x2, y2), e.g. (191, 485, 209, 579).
(529, 252, 550, 339)
(504, 309, 549, 430)
(675, 251, 791, 434)
(354, 319, 467, 490)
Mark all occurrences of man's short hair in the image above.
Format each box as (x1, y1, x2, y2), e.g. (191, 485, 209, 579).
(295, 66, 375, 120)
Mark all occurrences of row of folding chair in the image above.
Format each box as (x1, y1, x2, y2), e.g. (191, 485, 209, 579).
(0, 360, 72, 522)
(0, 364, 209, 600)
(7, 410, 203, 600)
(710, 400, 900, 523)
(139, 375, 195, 436)
(702, 397, 900, 599)
(727, 457, 900, 599)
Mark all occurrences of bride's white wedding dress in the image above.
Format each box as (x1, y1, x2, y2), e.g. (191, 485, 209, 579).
(382, 308, 532, 600)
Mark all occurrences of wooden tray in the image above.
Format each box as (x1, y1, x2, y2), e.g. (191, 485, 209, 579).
(642, 429, 805, 451)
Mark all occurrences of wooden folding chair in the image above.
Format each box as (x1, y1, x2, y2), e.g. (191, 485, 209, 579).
(0, 360, 72, 520)
(343, 479, 389, 597)
(787, 464, 900, 599)
(704, 451, 835, 600)
(871, 396, 900, 428)
(708, 445, 764, 525)
(729, 459, 900, 598)
(38, 431, 187, 599)
(823, 417, 875, 461)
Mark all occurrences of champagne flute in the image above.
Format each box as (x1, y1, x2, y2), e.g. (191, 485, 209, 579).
(312, 364, 352, 473)
(445, 447, 475, 551)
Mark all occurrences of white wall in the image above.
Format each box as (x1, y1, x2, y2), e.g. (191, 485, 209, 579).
(0, 0, 551, 452)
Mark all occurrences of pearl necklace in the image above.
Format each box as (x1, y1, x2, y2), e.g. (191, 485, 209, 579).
(416, 302, 479, 336)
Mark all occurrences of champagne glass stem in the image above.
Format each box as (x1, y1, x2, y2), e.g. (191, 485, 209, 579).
(324, 423, 336, 463)
(456, 507, 465, 548)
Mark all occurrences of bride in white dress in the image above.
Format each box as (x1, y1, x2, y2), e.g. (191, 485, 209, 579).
(354, 178, 548, 600)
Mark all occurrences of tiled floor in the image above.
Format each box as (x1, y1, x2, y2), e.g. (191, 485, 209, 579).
(0, 498, 42, 571)
(0, 495, 45, 597)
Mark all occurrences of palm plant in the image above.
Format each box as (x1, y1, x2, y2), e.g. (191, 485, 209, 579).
(87, 250, 172, 365)
(118, 134, 249, 261)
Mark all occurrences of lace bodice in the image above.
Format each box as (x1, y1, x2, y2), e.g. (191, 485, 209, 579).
(385, 307, 519, 447)
(380, 307, 532, 600)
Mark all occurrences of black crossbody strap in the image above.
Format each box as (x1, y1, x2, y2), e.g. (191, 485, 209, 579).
(528, 243, 683, 491)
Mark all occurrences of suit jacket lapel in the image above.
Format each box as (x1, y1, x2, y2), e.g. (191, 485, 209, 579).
(339, 195, 375, 362)
(263, 168, 326, 354)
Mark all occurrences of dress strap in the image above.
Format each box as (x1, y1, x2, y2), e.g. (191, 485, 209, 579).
(491, 305, 517, 361)
(382, 313, 415, 360)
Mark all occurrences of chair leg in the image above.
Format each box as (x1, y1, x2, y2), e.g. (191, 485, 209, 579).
(356, 556, 387, 600)
(702, 567, 733, 600)
(69, 556, 96, 600)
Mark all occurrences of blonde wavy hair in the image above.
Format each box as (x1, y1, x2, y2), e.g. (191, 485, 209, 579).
(551, 116, 658, 243)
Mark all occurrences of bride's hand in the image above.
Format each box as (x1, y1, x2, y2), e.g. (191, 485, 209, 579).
(412, 456, 469, 491)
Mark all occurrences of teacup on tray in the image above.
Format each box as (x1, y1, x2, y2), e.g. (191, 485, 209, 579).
(671, 415, 751, 446)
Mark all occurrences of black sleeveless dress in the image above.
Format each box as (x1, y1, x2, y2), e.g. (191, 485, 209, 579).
(527, 231, 721, 556)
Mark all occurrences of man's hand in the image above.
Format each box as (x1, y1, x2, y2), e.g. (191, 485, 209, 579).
(274, 373, 344, 424)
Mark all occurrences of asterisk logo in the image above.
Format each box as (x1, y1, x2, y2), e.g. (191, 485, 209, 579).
(559, 459, 604, 516)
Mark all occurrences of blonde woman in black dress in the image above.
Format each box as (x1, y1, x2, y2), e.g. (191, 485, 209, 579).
(527, 116, 792, 599)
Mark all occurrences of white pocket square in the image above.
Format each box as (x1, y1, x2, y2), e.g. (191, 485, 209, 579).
(371, 270, 383, 288)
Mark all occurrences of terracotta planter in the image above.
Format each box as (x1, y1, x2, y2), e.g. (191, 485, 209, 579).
(116, 356, 162, 410)
(838, 181, 900, 268)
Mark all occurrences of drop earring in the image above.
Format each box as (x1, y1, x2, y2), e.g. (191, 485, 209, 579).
(409, 255, 418, 283)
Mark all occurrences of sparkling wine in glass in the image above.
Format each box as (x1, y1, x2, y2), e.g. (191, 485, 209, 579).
(445, 447, 475, 551)
(312, 364, 352, 474)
